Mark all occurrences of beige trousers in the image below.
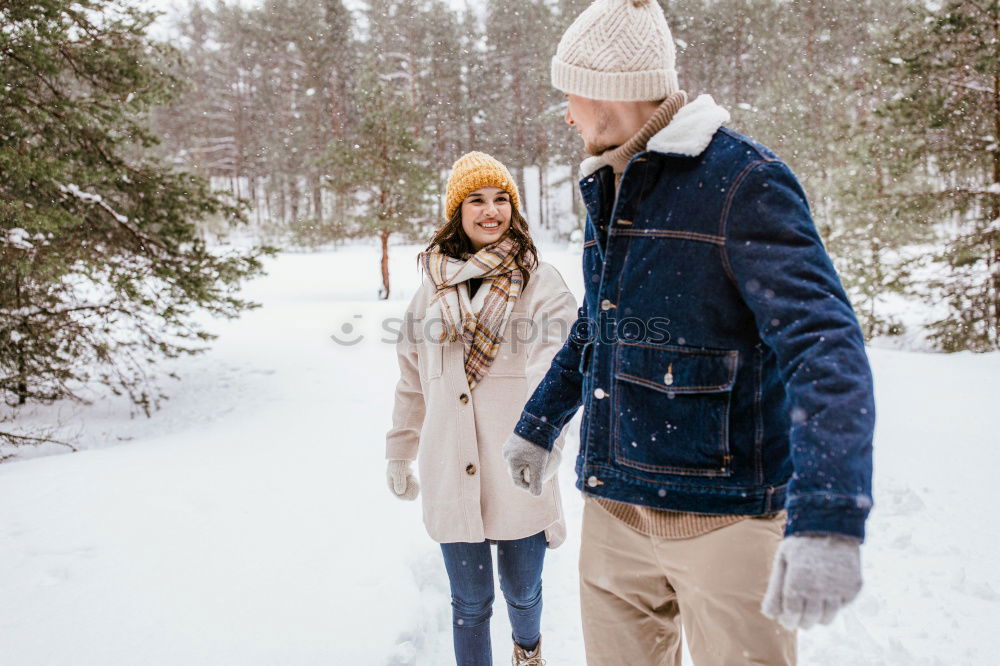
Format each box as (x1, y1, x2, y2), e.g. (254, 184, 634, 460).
(579, 499, 796, 666)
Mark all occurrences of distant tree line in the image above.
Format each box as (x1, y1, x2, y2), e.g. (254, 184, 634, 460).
(158, 0, 997, 349)
(2, 0, 996, 446)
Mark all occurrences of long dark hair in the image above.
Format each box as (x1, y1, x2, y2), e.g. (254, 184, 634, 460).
(424, 199, 539, 289)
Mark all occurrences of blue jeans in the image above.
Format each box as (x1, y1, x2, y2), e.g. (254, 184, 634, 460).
(440, 532, 546, 665)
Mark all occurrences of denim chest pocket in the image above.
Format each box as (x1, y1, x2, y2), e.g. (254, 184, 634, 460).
(612, 342, 737, 478)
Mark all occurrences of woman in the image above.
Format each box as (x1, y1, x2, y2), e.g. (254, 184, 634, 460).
(385, 152, 576, 665)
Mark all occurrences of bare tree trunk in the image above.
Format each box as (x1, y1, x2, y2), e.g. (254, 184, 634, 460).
(436, 174, 445, 222)
(289, 176, 301, 224)
(466, 110, 476, 150)
(991, 67, 1000, 346)
(380, 228, 391, 300)
(15, 349, 26, 406)
(312, 172, 323, 225)
(278, 175, 287, 226)
(265, 176, 273, 227)
(867, 238, 882, 339)
(868, 161, 888, 338)
(537, 162, 546, 230)
(252, 174, 261, 228)
(570, 159, 581, 227)
(335, 191, 345, 231)
(13, 271, 27, 405)
(545, 166, 554, 233)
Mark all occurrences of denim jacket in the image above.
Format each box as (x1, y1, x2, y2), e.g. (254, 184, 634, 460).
(514, 95, 875, 541)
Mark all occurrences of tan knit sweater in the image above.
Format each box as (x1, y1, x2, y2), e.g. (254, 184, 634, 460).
(590, 92, 750, 539)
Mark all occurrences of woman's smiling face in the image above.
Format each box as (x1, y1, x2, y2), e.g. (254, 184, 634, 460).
(461, 187, 512, 251)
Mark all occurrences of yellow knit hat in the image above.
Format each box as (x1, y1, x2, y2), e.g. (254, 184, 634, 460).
(444, 152, 521, 220)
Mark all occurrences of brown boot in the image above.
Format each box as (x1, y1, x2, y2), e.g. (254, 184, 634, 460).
(512, 636, 545, 666)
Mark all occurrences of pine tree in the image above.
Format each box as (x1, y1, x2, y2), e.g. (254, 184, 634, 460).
(390, 0, 465, 219)
(879, 0, 1000, 351)
(325, 59, 435, 299)
(818, 0, 931, 340)
(484, 1, 561, 226)
(668, 0, 926, 340)
(157, 0, 358, 245)
(825, 113, 929, 339)
(0, 0, 268, 433)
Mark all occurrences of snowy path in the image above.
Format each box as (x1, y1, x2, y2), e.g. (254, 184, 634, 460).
(2, 246, 999, 665)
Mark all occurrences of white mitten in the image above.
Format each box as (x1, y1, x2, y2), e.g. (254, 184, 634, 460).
(386, 459, 419, 501)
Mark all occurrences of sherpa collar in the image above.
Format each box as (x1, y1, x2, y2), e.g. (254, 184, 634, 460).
(579, 94, 731, 178)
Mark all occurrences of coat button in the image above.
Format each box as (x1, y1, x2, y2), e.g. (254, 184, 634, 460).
(593, 388, 607, 399)
(600, 299, 614, 311)
(587, 476, 599, 487)
(459, 393, 469, 404)
(466, 463, 477, 475)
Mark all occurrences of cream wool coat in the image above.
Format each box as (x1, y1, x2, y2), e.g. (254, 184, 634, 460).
(386, 261, 577, 548)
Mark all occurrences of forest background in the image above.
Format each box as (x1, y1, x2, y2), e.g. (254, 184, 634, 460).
(152, 0, 999, 350)
(2, 0, 998, 447)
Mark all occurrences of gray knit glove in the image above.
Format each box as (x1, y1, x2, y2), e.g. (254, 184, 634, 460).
(502, 433, 560, 496)
(386, 459, 419, 501)
(761, 535, 863, 630)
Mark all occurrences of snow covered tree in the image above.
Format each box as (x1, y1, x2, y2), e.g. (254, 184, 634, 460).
(825, 111, 929, 340)
(813, 0, 931, 340)
(157, 0, 357, 243)
(246, 0, 356, 235)
(0, 0, 268, 430)
(154, 2, 254, 201)
(484, 2, 563, 227)
(667, 0, 924, 339)
(878, 0, 1000, 351)
(325, 58, 435, 300)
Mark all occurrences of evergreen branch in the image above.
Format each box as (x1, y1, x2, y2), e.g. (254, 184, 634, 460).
(0, 302, 130, 320)
(56, 44, 111, 93)
(963, 0, 997, 21)
(4, 50, 68, 103)
(0, 430, 77, 451)
(883, 188, 999, 201)
(931, 75, 996, 94)
(54, 181, 168, 253)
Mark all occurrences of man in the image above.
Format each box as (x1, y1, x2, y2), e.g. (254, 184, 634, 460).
(502, 0, 875, 664)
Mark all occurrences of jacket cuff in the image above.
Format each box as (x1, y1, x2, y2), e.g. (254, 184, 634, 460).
(385, 439, 418, 461)
(513, 411, 559, 452)
(784, 494, 871, 542)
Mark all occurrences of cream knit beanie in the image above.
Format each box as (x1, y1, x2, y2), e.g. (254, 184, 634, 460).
(552, 0, 678, 102)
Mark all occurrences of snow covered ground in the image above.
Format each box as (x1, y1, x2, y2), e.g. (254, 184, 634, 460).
(2, 244, 999, 665)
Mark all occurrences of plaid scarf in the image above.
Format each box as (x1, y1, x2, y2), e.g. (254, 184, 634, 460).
(419, 237, 523, 390)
